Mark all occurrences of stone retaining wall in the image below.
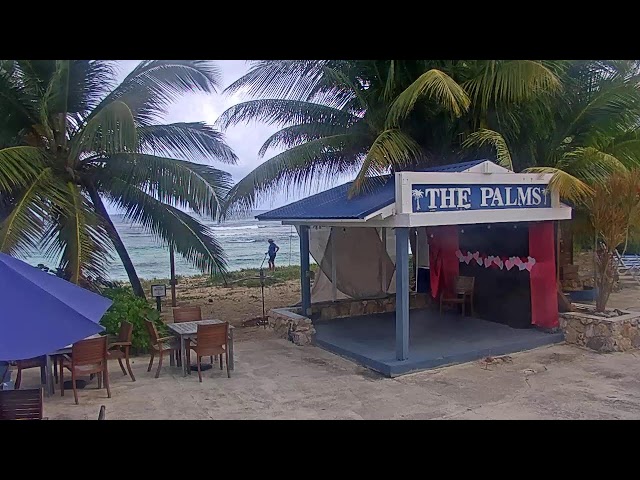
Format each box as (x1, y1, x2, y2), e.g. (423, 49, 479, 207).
(269, 308, 316, 346)
(559, 306, 640, 353)
(268, 293, 432, 346)
(311, 293, 431, 321)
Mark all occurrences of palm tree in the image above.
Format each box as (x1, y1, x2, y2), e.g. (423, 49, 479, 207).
(463, 60, 640, 203)
(215, 60, 561, 214)
(0, 60, 237, 297)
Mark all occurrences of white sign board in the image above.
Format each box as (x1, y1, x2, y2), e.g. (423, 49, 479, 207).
(151, 284, 167, 297)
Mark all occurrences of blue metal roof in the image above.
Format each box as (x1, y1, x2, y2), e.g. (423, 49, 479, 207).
(256, 159, 488, 221)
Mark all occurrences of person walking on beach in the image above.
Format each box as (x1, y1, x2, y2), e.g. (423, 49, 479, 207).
(267, 239, 279, 271)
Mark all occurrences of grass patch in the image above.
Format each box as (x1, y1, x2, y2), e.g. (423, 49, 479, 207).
(134, 264, 318, 290)
(209, 264, 318, 288)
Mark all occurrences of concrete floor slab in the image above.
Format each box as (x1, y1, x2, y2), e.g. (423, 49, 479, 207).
(314, 309, 563, 376)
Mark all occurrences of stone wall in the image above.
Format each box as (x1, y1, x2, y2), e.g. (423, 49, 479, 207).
(310, 293, 431, 322)
(560, 306, 640, 353)
(269, 308, 315, 346)
(268, 293, 432, 346)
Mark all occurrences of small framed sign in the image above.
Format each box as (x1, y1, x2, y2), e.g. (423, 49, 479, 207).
(151, 284, 167, 298)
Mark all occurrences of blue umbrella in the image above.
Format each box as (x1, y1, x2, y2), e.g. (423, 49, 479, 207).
(0, 252, 112, 361)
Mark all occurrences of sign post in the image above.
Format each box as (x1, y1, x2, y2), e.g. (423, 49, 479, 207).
(150, 284, 167, 312)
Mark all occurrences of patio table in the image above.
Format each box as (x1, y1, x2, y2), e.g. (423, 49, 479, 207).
(167, 319, 234, 377)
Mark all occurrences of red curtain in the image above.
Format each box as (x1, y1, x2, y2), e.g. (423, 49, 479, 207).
(529, 222, 558, 328)
(427, 226, 459, 299)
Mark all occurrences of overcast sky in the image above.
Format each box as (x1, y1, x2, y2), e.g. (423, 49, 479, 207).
(114, 60, 345, 214)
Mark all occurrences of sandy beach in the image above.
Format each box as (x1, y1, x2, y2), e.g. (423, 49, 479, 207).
(150, 273, 301, 337)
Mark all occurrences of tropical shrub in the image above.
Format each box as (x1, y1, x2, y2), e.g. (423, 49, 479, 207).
(586, 170, 640, 311)
(99, 285, 166, 352)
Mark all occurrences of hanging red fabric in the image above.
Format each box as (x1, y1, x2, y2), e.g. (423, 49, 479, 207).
(428, 226, 459, 299)
(529, 221, 558, 328)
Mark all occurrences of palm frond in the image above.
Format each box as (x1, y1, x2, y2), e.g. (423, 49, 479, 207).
(524, 166, 594, 204)
(383, 60, 396, 101)
(0, 146, 48, 191)
(557, 147, 628, 184)
(137, 122, 237, 164)
(0, 68, 38, 133)
(0, 168, 66, 257)
(105, 178, 228, 275)
(559, 81, 640, 145)
(215, 99, 358, 130)
(41, 182, 112, 286)
(463, 60, 561, 112)
(350, 129, 423, 195)
(257, 122, 354, 157)
(223, 134, 370, 216)
(386, 69, 471, 127)
(223, 60, 352, 106)
(608, 138, 640, 168)
(70, 100, 138, 160)
(462, 129, 513, 170)
(92, 60, 222, 126)
(99, 153, 233, 219)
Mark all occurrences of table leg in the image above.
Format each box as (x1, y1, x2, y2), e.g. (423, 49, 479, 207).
(44, 355, 54, 397)
(181, 335, 188, 377)
(229, 329, 234, 371)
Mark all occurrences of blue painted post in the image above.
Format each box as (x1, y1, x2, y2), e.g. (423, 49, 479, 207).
(300, 225, 311, 316)
(395, 227, 409, 360)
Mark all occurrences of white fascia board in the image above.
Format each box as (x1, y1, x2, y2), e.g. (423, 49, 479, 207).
(407, 205, 572, 227)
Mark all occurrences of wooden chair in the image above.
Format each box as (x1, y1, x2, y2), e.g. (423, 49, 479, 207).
(144, 319, 181, 379)
(189, 322, 230, 382)
(173, 306, 215, 365)
(173, 306, 202, 323)
(107, 321, 135, 381)
(0, 388, 44, 420)
(60, 336, 111, 405)
(98, 405, 106, 420)
(440, 276, 475, 317)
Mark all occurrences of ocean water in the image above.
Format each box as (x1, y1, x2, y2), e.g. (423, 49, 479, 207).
(23, 211, 302, 281)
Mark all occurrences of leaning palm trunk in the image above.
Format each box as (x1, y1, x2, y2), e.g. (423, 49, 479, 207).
(87, 186, 144, 297)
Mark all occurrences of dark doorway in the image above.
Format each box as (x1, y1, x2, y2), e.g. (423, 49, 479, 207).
(458, 223, 532, 328)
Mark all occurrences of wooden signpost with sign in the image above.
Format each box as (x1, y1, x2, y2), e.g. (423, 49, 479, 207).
(151, 284, 167, 312)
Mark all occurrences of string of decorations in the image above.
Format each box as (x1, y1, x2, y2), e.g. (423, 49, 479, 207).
(455, 250, 537, 271)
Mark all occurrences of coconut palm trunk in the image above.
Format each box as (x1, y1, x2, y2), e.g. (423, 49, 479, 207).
(87, 185, 145, 298)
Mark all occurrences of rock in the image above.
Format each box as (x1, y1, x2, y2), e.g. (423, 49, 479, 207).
(564, 327, 579, 345)
(586, 336, 607, 351)
(349, 302, 364, 317)
(595, 323, 610, 337)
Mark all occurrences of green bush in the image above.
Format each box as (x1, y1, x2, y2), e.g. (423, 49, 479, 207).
(99, 286, 167, 353)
